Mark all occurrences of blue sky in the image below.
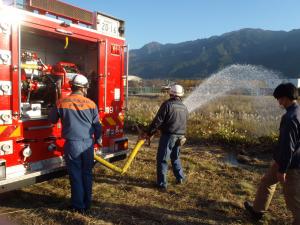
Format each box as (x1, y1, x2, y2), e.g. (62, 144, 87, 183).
(65, 0, 300, 49)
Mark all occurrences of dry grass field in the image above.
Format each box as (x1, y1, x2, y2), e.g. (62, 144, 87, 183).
(0, 95, 293, 225)
(126, 95, 282, 145)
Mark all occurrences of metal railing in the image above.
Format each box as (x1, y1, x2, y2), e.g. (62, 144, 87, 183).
(128, 87, 162, 95)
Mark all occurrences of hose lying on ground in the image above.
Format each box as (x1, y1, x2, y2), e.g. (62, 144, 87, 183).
(94, 139, 145, 174)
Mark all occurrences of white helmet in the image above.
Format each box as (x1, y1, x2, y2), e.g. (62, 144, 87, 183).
(169, 84, 184, 97)
(70, 74, 88, 88)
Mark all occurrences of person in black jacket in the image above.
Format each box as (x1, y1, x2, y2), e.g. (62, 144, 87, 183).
(244, 83, 300, 224)
(144, 84, 188, 190)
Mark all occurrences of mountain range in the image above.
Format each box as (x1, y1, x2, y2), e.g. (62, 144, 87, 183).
(129, 28, 300, 79)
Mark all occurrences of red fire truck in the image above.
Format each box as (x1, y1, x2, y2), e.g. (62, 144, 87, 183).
(0, 0, 129, 193)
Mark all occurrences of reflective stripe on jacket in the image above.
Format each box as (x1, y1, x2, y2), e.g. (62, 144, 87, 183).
(48, 93, 102, 142)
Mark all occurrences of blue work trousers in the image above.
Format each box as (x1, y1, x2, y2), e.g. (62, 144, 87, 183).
(156, 133, 185, 188)
(64, 139, 94, 210)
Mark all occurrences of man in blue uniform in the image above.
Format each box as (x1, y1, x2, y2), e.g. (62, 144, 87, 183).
(145, 84, 188, 190)
(244, 83, 300, 224)
(49, 74, 102, 213)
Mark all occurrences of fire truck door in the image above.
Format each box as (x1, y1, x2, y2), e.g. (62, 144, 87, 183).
(0, 19, 20, 127)
(108, 43, 124, 114)
(97, 40, 124, 114)
(97, 40, 106, 112)
(0, 15, 21, 166)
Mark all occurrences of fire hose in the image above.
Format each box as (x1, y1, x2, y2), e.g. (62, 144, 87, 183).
(94, 139, 145, 174)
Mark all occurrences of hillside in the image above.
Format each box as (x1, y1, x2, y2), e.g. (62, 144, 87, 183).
(129, 28, 300, 79)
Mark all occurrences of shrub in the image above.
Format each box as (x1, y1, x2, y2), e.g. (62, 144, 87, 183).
(125, 95, 281, 147)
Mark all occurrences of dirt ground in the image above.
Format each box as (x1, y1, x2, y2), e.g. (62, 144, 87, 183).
(0, 134, 292, 225)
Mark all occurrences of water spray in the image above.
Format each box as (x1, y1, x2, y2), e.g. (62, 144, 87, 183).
(183, 64, 283, 113)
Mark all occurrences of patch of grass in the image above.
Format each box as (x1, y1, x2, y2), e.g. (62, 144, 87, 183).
(126, 95, 281, 147)
(0, 136, 292, 224)
(236, 181, 256, 196)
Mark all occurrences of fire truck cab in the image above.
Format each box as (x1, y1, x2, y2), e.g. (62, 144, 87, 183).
(0, 0, 129, 193)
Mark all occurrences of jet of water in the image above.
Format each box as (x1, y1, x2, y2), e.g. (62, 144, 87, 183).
(183, 64, 282, 113)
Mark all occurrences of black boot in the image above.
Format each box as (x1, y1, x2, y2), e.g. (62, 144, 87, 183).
(244, 201, 264, 221)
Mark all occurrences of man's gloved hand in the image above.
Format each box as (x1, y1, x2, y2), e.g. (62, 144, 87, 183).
(95, 138, 102, 148)
(144, 133, 153, 146)
(145, 135, 152, 146)
(277, 172, 286, 184)
(138, 132, 152, 146)
(138, 132, 147, 140)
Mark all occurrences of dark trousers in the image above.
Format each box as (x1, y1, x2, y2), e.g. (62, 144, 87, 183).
(253, 162, 300, 225)
(64, 139, 94, 210)
(156, 133, 185, 188)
